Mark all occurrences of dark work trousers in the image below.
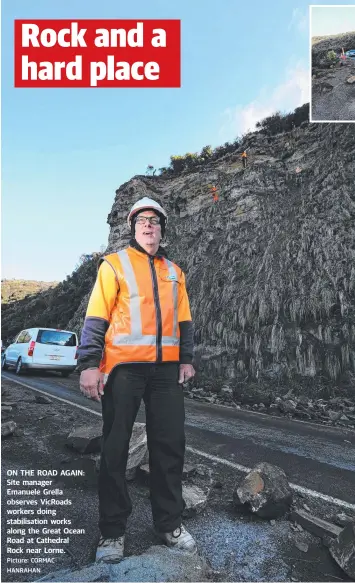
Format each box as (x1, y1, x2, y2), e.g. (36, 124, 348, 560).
(98, 363, 185, 538)
(242, 157, 247, 168)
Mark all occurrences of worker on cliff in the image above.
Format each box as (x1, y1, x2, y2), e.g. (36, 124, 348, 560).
(241, 150, 247, 169)
(340, 47, 346, 66)
(77, 197, 197, 563)
(210, 185, 219, 202)
(295, 166, 302, 185)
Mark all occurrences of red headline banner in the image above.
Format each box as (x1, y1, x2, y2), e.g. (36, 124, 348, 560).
(14, 19, 181, 88)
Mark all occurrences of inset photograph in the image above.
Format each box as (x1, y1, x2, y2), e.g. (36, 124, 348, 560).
(310, 5, 355, 122)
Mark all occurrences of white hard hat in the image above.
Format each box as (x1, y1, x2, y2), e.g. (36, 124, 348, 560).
(127, 197, 168, 227)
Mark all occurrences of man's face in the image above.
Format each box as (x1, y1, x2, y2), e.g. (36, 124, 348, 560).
(134, 210, 162, 250)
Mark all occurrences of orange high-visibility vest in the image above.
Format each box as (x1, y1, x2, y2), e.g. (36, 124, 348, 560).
(85, 247, 192, 378)
(241, 151, 247, 158)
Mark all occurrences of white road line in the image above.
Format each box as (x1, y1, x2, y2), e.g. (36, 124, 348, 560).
(1, 374, 101, 417)
(288, 483, 355, 510)
(3, 374, 355, 511)
(185, 447, 252, 472)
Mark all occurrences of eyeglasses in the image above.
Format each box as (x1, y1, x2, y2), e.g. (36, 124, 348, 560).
(136, 215, 161, 225)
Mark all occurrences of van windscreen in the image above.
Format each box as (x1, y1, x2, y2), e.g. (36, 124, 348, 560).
(36, 330, 77, 347)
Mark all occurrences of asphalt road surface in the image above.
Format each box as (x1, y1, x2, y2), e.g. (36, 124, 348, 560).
(2, 370, 355, 583)
(2, 370, 355, 506)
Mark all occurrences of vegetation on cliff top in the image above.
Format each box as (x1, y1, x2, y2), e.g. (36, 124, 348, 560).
(152, 103, 309, 176)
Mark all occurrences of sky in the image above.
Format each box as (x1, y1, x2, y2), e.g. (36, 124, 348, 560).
(1, 0, 352, 282)
(311, 5, 355, 36)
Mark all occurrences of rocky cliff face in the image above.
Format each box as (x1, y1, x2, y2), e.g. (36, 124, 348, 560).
(4, 120, 355, 399)
(69, 121, 355, 398)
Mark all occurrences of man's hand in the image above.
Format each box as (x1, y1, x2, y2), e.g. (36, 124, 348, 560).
(178, 364, 195, 384)
(79, 368, 104, 402)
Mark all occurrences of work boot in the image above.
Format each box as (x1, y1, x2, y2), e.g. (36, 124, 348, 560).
(95, 535, 125, 563)
(156, 524, 197, 553)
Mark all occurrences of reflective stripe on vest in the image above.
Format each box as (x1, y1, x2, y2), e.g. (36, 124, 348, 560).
(112, 250, 179, 347)
(165, 258, 178, 339)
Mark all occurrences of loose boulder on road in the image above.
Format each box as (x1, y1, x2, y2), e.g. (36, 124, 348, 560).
(233, 462, 293, 518)
(66, 424, 102, 454)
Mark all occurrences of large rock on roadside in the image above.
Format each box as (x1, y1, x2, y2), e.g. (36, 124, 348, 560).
(2, 420, 17, 438)
(66, 424, 102, 454)
(220, 386, 234, 401)
(182, 484, 210, 518)
(328, 410, 342, 422)
(38, 545, 211, 582)
(329, 520, 355, 579)
(233, 462, 292, 518)
(280, 399, 297, 414)
(35, 395, 52, 404)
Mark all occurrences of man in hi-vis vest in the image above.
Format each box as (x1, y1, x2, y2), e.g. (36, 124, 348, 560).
(77, 197, 197, 563)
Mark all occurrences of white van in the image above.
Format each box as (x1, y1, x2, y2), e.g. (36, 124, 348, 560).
(1, 327, 78, 377)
